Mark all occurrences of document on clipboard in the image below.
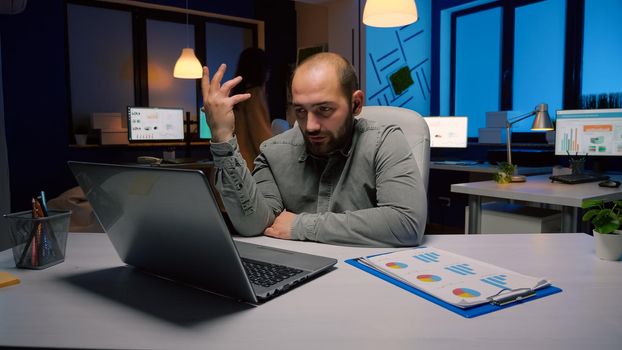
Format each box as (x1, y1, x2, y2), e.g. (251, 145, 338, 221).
(349, 247, 558, 310)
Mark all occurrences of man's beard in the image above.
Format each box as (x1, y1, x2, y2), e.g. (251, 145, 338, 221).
(303, 113, 355, 157)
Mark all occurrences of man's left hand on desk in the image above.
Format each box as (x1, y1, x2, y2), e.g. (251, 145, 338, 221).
(264, 210, 297, 240)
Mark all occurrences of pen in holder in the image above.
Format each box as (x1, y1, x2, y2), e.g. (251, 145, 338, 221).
(568, 152, 587, 175)
(3, 210, 71, 270)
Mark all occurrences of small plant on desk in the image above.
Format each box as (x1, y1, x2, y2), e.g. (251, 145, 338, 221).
(582, 199, 622, 234)
(582, 199, 622, 261)
(493, 162, 516, 184)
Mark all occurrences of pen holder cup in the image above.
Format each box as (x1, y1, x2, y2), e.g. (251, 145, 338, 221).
(3, 210, 72, 270)
(569, 158, 585, 175)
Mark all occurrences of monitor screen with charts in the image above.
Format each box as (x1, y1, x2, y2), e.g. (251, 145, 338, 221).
(555, 108, 622, 156)
(127, 107, 185, 142)
(424, 116, 468, 148)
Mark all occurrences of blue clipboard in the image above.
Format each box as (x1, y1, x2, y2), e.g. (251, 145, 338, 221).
(345, 257, 562, 318)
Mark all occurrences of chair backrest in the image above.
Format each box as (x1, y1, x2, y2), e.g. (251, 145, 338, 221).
(357, 106, 430, 189)
(271, 118, 290, 136)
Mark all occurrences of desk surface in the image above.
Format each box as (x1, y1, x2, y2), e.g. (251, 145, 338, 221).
(451, 174, 622, 207)
(1, 233, 620, 350)
(430, 162, 550, 174)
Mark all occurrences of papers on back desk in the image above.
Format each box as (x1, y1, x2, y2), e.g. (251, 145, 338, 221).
(360, 247, 551, 308)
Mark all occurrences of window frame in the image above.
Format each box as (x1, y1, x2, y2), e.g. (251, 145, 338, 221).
(432, 0, 585, 117)
(65, 0, 263, 144)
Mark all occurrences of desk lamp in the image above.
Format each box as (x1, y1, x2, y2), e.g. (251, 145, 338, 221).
(506, 103, 554, 182)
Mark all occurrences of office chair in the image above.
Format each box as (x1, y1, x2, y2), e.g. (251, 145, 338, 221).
(357, 106, 430, 189)
(271, 118, 290, 136)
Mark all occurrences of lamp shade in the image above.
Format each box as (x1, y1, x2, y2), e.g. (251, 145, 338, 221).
(173, 48, 203, 79)
(531, 103, 554, 130)
(363, 0, 418, 28)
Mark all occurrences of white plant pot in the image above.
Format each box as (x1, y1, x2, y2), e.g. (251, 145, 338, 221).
(593, 230, 622, 261)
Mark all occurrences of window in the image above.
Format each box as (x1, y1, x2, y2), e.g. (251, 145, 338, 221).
(205, 22, 254, 83)
(65, 1, 262, 143)
(582, 0, 622, 106)
(453, 6, 502, 137)
(146, 19, 197, 117)
(512, 0, 565, 130)
(67, 4, 134, 131)
(444, 0, 569, 137)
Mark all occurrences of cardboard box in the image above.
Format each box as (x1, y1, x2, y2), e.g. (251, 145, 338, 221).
(478, 127, 507, 144)
(485, 111, 508, 128)
(99, 128, 129, 145)
(91, 113, 122, 130)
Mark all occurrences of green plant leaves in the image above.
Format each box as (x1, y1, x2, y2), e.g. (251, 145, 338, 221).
(581, 199, 622, 234)
(493, 162, 516, 184)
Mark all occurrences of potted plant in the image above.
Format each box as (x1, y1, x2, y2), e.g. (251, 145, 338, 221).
(582, 199, 622, 261)
(493, 162, 516, 184)
(73, 123, 89, 146)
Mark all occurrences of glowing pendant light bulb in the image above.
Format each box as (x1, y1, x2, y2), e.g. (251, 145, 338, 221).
(173, 0, 202, 79)
(363, 0, 418, 28)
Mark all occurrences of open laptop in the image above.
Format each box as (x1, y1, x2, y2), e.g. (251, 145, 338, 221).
(68, 161, 337, 303)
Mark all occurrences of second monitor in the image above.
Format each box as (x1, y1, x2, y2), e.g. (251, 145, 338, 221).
(423, 116, 468, 148)
(127, 106, 185, 142)
(555, 108, 622, 156)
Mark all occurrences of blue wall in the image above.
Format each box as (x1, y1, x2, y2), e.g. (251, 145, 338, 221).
(365, 0, 431, 115)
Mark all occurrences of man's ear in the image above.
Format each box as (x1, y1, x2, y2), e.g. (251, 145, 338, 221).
(351, 90, 364, 115)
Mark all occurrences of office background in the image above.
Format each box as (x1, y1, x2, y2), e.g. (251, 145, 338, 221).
(1, 0, 621, 237)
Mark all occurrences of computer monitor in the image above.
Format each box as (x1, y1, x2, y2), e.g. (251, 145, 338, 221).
(127, 107, 185, 142)
(555, 108, 622, 156)
(423, 116, 468, 148)
(198, 109, 212, 140)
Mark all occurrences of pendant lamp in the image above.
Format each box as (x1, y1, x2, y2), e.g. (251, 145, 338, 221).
(173, 0, 202, 79)
(363, 0, 418, 28)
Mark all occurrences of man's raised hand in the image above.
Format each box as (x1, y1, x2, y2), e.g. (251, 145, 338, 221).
(200, 64, 251, 142)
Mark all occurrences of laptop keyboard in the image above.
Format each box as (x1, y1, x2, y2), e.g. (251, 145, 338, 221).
(549, 174, 609, 184)
(242, 259, 303, 288)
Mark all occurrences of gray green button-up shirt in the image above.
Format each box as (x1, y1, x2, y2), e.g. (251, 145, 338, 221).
(210, 118, 427, 247)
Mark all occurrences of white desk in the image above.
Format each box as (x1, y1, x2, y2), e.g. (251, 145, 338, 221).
(1, 233, 621, 349)
(431, 161, 550, 175)
(451, 174, 622, 234)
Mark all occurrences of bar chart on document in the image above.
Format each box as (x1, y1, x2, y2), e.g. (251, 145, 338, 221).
(557, 126, 581, 153)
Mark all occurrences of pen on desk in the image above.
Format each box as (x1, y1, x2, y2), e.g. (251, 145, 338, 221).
(36, 195, 57, 262)
(32, 198, 39, 266)
(34, 197, 48, 260)
(17, 200, 37, 266)
(39, 191, 49, 216)
(34, 198, 47, 266)
(38, 191, 61, 260)
(30, 198, 39, 266)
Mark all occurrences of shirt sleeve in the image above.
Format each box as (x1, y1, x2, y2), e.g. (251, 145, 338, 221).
(291, 127, 427, 247)
(210, 137, 283, 236)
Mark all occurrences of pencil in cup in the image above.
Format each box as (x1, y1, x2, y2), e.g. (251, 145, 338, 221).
(3, 210, 72, 270)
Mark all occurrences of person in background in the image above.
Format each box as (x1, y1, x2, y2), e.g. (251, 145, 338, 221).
(230, 47, 273, 170)
(201, 52, 427, 247)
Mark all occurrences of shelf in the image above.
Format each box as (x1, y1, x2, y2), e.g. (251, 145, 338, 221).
(69, 141, 211, 148)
